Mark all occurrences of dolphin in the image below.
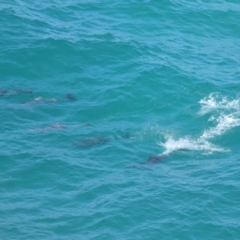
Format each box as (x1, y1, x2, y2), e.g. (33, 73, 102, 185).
(66, 93, 77, 101)
(127, 148, 188, 168)
(74, 132, 130, 148)
(0, 89, 33, 97)
(73, 137, 111, 148)
(21, 93, 77, 105)
(22, 97, 58, 105)
(143, 148, 188, 165)
(143, 153, 169, 165)
(0, 90, 8, 96)
(33, 123, 67, 132)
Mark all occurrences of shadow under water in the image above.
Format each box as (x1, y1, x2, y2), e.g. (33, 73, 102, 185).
(22, 94, 77, 105)
(127, 148, 188, 169)
(73, 133, 130, 148)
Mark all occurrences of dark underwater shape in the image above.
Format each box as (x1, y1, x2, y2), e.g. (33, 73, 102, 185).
(143, 154, 169, 165)
(66, 93, 77, 101)
(143, 148, 188, 165)
(22, 93, 77, 105)
(126, 154, 169, 169)
(74, 137, 111, 148)
(33, 123, 67, 132)
(0, 89, 76, 104)
(0, 90, 8, 96)
(0, 89, 33, 97)
(127, 148, 188, 169)
(74, 133, 130, 148)
(22, 97, 58, 105)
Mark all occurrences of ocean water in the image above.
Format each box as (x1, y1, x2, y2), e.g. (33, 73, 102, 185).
(1, 0, 240, 239)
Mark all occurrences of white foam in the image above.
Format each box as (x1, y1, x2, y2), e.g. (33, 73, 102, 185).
(199, 93, 240, 115)
(199, 93, 240, 140)
(200, 113, 240, 140)
(159, 135, 225, 155)
(157, 93, 240, 155)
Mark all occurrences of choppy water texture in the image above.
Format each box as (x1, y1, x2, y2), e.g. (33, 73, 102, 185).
(1, 1, 240, 239)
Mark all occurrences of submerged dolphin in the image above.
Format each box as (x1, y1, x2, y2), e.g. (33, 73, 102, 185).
(33, 123, 67, 132)
(22, 97, 58, 104)
(66, 93, 77, 101)
(74, 133, 130, 148)
(127, 148, 187, 168)
(0, 89, 33, 97)
(0, 90, 8, 96)
(143, 153, 169, 165)
(143, 148, 187, 165)
(74, 137, 111, 148)
(22, 93, 77, 105)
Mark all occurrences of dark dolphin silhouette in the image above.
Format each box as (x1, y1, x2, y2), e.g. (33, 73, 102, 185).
(127, 148, 188, 168)
(0, 89, 33, 97)
(143, 153, 169, 165)
(73, 137, 111, 148)
(0, 89, 76, 104)
(0, 90, 8, 96)
(22, 93, 77, 105)
(66, 93, 77, 101)
(22, 97, 58, 104)
(74, 132, 130, 148)
(33, 123, 67, 132)
(143, 148, 188, 165)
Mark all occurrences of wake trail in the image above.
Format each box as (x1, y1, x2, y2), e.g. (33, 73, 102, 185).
(160, 93, 240, 156)
(128, 93, 240, 168)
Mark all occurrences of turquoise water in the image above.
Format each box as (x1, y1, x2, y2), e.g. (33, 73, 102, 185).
(1, 1, 240, 239)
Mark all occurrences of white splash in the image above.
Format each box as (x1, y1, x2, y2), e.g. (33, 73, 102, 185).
(159, 93, 240, 155)
(200, 113, 240, 140)
(159, 136, 225, 155)
(199, 92, 240, 115)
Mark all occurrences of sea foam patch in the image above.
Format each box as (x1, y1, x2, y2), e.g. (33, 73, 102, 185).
(200, 113, 240, 140)
(199, 93, 240, 140)
(199, 92, 240, 115)
(159, 93, 240, 155)
(159, 135, 225, 155)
